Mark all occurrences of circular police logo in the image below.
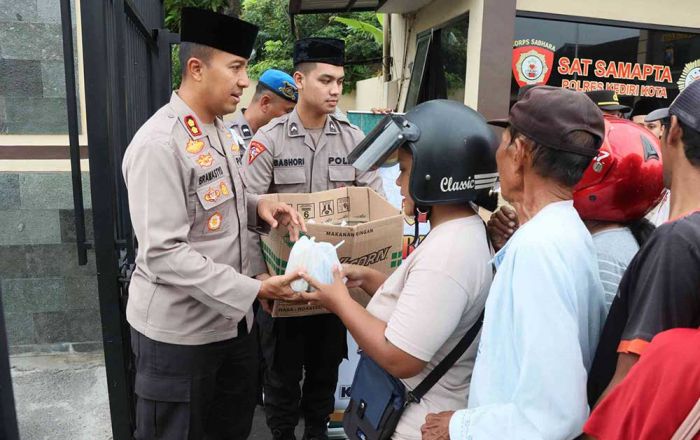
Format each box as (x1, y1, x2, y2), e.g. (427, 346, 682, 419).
(516, 50, 549, 84)
(678, 59, 700, 91)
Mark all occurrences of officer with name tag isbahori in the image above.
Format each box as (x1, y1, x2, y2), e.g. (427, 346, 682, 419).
(243, 37, 385, 440)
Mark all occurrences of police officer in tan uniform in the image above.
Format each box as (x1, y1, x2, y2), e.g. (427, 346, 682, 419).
(229, 69, 297, 160)
(244, 38, 384, 440)
(122, 8, 305, 440)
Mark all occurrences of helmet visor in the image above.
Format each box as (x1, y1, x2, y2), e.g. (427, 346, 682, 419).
(349, 114, 420, 172)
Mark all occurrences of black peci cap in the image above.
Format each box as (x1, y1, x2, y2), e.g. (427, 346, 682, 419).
(180, 8, 259, 59)
(293, 38, 345, 66)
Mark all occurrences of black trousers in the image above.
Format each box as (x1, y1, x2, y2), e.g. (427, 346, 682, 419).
(130, 325, 259, 440)
(257, 311, 347, 438)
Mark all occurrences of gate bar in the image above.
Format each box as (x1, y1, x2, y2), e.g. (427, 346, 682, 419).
(80, 1, 135, 438)
(60, 0, 90, 266)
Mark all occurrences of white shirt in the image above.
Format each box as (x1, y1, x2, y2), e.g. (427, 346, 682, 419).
(449, 201, 606, 440)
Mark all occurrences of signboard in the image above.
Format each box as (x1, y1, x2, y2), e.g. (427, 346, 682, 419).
(512, 39, 700, 99)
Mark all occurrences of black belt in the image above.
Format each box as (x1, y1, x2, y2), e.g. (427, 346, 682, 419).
(237, 316, 248, 337)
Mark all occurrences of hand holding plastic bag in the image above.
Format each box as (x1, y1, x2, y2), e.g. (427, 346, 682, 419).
(285, 236, 342, 292)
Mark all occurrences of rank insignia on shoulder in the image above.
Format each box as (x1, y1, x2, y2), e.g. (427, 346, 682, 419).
(197, 153, 214, 168)
(184, 115, 201, 137)
(248, 141, 267, 165)
(207, 212, 223, 231)
(241, 125, 252, 138)
(186, 139, 205, 154)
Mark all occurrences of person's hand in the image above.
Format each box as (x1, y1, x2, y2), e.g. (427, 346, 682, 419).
(257, 199, 307, 241)
(258, 271, 304, 302)
(255, 273, 274, 313)
(486, 205, 519, 251)
(298, 266, 351, 314)
(421, 411, 454, 440)
(341, 264, 366, 288)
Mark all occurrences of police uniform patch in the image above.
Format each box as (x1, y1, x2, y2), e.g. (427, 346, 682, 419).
(231, 142, 240, 154)
(248, 141, 267, 165)
(207, 212, 223, 231)
(196, 153, 214, 168)
(204, 187, 222, 203)
(278, 81, 297, 101)
(241, 125, 252, 138)
(184, 115, 202, 137)
(219, 181, 230, 196)
(186, 139, 205, 154)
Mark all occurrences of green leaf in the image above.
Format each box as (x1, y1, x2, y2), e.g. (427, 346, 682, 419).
(331, 16, 382, 44)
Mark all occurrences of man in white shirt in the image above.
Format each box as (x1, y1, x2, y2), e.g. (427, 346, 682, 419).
(422, 86, 607, 440)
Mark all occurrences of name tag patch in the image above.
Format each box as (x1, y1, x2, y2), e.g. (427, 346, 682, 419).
(273, 158, 305, 167)
(198, 166, 224, 186)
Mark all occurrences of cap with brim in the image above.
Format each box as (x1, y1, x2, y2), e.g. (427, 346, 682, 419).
(644, 108, 670, 123)
(585, 90, 631, 112)
(488, 86, 605, 157)
(180, 8, 259, 59)
(487, 118, 509, 128)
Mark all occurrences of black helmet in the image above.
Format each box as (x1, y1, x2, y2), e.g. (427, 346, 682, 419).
(350, 100, 499, 208)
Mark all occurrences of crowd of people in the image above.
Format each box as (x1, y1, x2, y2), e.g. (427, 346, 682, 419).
(120, 6, 700, 440)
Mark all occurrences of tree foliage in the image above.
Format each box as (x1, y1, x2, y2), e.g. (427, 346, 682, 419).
(163, 0, 383, 92)
(242, 0, 382, 92)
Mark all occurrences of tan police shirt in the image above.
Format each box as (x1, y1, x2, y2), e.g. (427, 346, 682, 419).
(242, 107, 385, 276)
(229, 111, 253, 159)
(122, 91, 263, 346)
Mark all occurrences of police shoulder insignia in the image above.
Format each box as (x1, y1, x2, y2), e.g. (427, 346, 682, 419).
(184, 115, 202, 137)
(241, 125, 252, 138)
(186, 139, 205, 154)
(278, 81, 297, 101)
(248, 141, 267, 165)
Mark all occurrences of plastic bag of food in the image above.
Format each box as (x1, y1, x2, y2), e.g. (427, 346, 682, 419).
(285, 236, 342, 292)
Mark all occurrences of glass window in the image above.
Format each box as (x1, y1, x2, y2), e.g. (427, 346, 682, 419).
(405, 15, 468, 110)
(511, 16, 700, 110)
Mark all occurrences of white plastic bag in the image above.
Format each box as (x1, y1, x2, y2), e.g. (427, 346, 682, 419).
(285, 236, 342, 292)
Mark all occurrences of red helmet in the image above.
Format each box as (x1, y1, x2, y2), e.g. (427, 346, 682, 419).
(574, 115, 665, 222)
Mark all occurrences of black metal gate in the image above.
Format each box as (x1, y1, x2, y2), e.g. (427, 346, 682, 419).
(76, 1, 175, 439)
(0, 1, 174, 438)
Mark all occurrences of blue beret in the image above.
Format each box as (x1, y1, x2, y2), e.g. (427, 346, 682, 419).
(259, 69, 298, 103)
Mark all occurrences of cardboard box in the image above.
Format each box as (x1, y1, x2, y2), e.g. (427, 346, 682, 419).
(260, 187, 404, 317)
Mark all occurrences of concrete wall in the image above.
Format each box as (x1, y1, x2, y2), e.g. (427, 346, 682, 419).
(0, 171, 101, 354)
(0, 0, 83, 136)
(355, 77, 385, 111)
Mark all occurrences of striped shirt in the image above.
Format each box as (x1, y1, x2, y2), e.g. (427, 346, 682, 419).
(592, 227, 640, 311)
